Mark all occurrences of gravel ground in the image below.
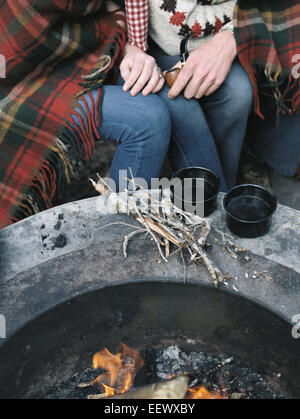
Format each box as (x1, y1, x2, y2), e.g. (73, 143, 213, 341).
(239, 148, 300, 211)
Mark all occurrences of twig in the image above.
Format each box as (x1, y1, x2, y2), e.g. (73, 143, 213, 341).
(164, 238, 170, 259)
(134, 202, 168, 263)
(97, 173, 113, 192)
(198, 221, 212, 247)
(128, 167, 137, 192)
(195, 246, 224, 287)
(256, 270, 272, 281)
(123, 229, 147, 258)
(180, 250, 187, 284)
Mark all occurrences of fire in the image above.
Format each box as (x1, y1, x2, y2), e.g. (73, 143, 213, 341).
(187, 385, 227, 399)
(91, 343, 144, 397)
(88, 344, 227, 399)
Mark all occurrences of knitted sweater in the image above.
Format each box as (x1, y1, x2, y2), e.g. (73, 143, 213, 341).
(125, 0, 236, 55)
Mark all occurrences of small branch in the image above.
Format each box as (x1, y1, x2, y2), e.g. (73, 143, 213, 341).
(123, 229, 147, 258)
(197, 221, 212, 247)
(180, 250, 187, 284)
(89, 178, 108, 196)
(164, 238, 170, 259)
(97, 173, 114, 192)
(128, 167, 137, 192)
(194, 246, 224, 287)
(134, 203, 168, 263)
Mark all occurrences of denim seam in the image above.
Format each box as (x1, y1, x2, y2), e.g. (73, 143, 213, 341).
(171, 132, 192, 168)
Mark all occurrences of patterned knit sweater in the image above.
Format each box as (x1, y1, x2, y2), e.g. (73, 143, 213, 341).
(150, 0, 236, 55)
(125, 0, 236, 55)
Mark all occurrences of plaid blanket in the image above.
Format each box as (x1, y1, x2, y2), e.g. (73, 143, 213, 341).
(234, 0, 300, 118)
(0, 0, 125, 229)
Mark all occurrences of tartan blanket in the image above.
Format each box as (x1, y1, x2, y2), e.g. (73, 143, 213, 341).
(234, 0, 300, 118)
(0, 0, 125, 229)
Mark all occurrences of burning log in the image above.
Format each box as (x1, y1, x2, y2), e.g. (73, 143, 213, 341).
(90, 174, 236, 287)
(88, 376, 190, 400)
(230, 393, 247, 400)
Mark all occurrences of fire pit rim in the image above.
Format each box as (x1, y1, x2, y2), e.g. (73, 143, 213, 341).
(1, 280, 295, 351)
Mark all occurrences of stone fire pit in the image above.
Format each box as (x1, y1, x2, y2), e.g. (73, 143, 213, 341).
(0, 193, 300, 399)
(0, 193, 299, 344)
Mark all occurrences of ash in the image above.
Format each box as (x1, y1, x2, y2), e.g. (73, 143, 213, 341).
(148, 345, 283, 399)
(44, 367, 101, 400)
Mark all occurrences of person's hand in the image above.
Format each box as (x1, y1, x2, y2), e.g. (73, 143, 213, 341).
(168, 31, 237, 100)
(120, 43, 165, 96)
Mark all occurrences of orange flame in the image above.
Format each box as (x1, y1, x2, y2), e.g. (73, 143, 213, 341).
(187, 385, 227, 399)
(90, 344, 227, 399)
(92, 343, 144, 397)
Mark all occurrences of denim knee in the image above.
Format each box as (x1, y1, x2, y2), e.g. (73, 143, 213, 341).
(78, 87, 172, 154)
(125, 93, 172, 149)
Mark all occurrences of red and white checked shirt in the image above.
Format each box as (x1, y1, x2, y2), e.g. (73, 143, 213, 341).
(125, 0, 149, 51)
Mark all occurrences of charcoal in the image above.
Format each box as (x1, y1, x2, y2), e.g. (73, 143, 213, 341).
(44, 344, 284, 399)
(151, 345, 283, 400)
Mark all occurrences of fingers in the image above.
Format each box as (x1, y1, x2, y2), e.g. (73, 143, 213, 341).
(183, 74, 206, 99)
(152, 76, 165, 94)
(119, 44, 167, 97)
(203, 69, 228, 97)
(119, 58, 131, 84)
(130, 57, 156, 96)
(168, 62, 193, 99)
(196, 73, 225, 98)
(142, 67, 164, 96)
(194, 77, 215, 99)
(122, 59, 145, 93)
(120, 48, 165, 97)
(204, 81, 222, 97)
(121, 52, 159, 97)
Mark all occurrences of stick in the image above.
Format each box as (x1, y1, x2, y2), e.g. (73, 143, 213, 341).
(198, 221, 212, 247)
(89, 178, 108, 196)
(88, 376, 189, 400)
(164, 238, 170, 259)
(141, 217, 182, 247)
(134, 203, 168, 263)
(181, 250, 187, 284)
(123, 229, 147, 258)
(194, 246, 224, 287)
(97, 173, 114, 192)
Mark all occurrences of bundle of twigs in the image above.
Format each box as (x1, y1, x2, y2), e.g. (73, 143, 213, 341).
(90, 173, 243, 287)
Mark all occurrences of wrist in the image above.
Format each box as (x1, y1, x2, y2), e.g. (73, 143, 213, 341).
(214, 30, 237, 59)
(124, 43, 143, 55)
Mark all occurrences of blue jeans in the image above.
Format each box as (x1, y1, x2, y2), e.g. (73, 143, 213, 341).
(150, 47, 253, 190)
(68, 53, 252, 192)
(68, 86, 171, 191)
